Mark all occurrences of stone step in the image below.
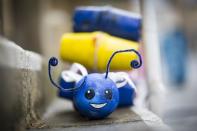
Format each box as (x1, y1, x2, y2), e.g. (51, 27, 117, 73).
(28, 99, 171, 131)
(0, 37, 56, 131)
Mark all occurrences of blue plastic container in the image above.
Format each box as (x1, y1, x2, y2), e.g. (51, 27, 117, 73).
(73, 6, 141, 41)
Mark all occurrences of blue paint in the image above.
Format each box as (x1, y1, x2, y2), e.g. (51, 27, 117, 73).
(48, 49, 142, 119)
(73, 6, 141, 41)
(58, 77, 75, 100)
(73, 74, 119, 119)
(118, 83, 136, 107)
(58, 73, 137, 108)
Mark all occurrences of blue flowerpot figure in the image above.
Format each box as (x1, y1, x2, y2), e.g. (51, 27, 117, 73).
(48, 49, 142, 119)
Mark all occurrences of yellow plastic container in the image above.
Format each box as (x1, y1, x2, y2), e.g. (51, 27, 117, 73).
(60, 32, 139, 71)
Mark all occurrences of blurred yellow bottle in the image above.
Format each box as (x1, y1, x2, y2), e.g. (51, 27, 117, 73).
(60, 32, 139, 71)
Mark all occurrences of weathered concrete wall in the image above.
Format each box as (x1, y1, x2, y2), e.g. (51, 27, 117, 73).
(0, 37, 55, 131)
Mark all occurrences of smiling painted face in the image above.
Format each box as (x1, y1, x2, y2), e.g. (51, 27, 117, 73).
(73, 73, 119, 119)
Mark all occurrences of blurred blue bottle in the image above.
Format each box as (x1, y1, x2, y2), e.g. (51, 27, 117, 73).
(161, 28, 187, 85)
(73, 6, 141, 41)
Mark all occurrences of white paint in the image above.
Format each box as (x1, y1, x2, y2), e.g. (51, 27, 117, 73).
(70, 63, 88, 76)
(61, 70, 83, 83)
(90, 103, 107, 109)
(108, 72, 137, 92)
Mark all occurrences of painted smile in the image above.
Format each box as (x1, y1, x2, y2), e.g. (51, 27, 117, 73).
(90, 103, 107, 109)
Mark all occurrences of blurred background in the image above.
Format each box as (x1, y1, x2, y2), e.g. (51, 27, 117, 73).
(0, 0, 197, 131)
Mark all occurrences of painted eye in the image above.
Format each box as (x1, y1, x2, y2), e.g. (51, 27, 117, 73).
(104, 89, 112, 100)
(85, 89, 95, 100)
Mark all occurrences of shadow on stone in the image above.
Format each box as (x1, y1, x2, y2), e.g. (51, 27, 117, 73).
(41, 101, 142, 129)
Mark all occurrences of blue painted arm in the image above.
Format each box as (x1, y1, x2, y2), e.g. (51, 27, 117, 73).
(58, 77, 76, 100)
(58, 63, 88, 100)
(108, 72, 137, 107)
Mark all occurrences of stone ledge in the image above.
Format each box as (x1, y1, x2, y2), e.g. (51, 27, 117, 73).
(0, 37, 55, 131)
(0, 37, 42, 70)
(28, 99, 171, 131)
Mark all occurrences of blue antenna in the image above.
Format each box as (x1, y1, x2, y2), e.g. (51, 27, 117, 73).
(48, 57, 79, 91)
(105, 49, 142, 79)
